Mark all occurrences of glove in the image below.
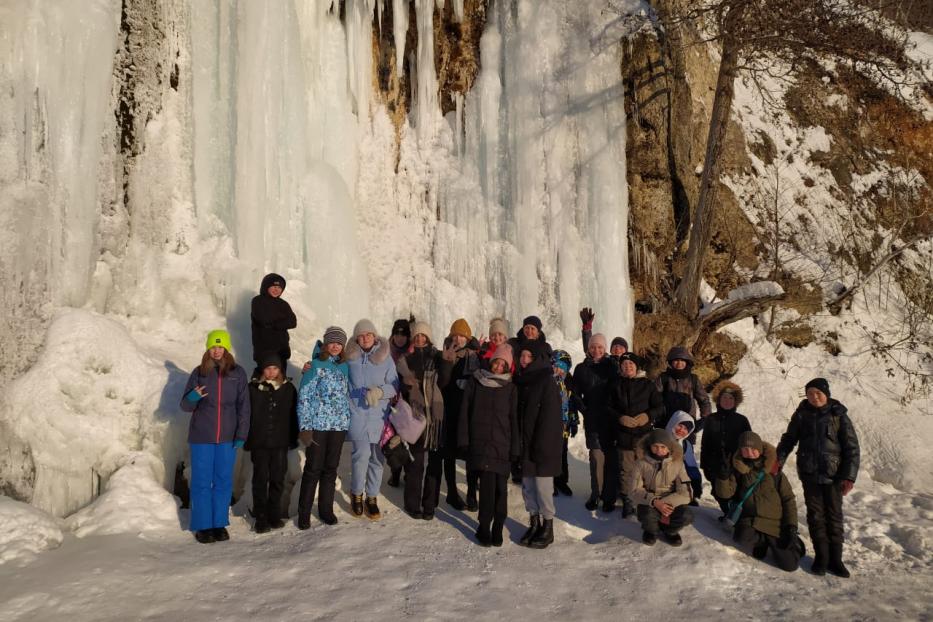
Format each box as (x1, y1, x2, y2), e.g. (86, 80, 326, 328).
(778, 525, 798, 549)
(620, 415, 638, 428)
(299, 430, 314, 447)
(365, 386, 384, 407)
(233, 439, 245, 449)
(579, 307, 595, 331)
(185, 389, 204, 403)
(840, 479, 854, 496)
(769, 459, 782, 475)
(569, 422, 578, 438)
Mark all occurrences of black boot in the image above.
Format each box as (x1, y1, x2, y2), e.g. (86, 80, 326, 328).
(520, 515, 541, 546)
(642, 531, 657, 546)
(555, 481, 573, 496)
(297, 514, 311, 530)
(475, 523, 492, 547)
(387, 468, 401, 488)
(490, 521, 504, 547)
(828, 542, 850, 578)
(447, 494, 466, 511)
(254, 517, 270, 534)
(811, 539, 828, 576)
(212, 527, 230, 542)
(351, 494, 364, 517)
(269, 517, 285, 530)
(466, 492, 478, 512)
(529, 519, 554, 549)
(195, 529, 216, 544)
(663, 531, 683, 547)
(585, 494, 599, 511)
(621, 497, 635, 518)
(601, 499, 616, 513)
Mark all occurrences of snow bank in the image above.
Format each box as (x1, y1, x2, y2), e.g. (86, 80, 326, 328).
(0, 309, 185, 517)
(0, 496, 63, 566)
(66, 452, 180, 538)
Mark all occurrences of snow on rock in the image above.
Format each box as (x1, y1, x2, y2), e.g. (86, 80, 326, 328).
(699, 281, 784, 317)
(0, 496, 63, 566)
(0, 309, 183, 518)
(66, 452, 180, 538)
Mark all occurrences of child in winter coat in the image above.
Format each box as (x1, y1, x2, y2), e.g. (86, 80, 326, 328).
(180, 330, 250, 544)
(458, 343, 519, 547)
(551, 350, 579, 496)
(701, 381, 752, 516)
(250, 273, 297, 377)
(630, 429, 694, 546)
(654, 347, 711, 430)
(296, 327, 351, 528)
(777, 378, 860, 578)
(715, 432, 802, 572)
(246, 353, 298, 533)
(479, 318, 513, 371)
(665, 410, 702, 504)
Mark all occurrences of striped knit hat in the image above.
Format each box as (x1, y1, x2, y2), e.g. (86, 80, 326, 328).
(323, 326, 348, 347)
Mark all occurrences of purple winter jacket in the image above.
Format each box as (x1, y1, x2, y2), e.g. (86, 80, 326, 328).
(180, 364, 251, 444)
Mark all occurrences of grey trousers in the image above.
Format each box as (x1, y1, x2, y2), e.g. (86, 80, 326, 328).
(522, 476, 556, 520)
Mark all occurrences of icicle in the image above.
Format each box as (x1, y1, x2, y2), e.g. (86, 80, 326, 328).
(435, 0, 445, 11)
(345, 0, 377, 118)
(414, 0, 438, 141)
(454, 92, 464, 158)
(451, 0, 464, 22)
(392, 0, 409, 78)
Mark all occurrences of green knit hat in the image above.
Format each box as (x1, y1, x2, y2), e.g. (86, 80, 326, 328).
(205, 329, 232, 352)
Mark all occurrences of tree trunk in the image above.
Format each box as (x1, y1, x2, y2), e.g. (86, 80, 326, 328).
(674, 33, 740, 317)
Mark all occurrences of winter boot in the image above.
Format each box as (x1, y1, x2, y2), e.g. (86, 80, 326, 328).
(620, 497, 635, 519)
(254, 517, 270, 534)
(585, 494, 599, 511)
(828, 542, 851, 578)
(663, 531, 683, 547)
(752, 541, 769, 560)
(520, 515, 541, 546)
(447, 494, 466, 511)
(555, 481, 573, 496)
(475, 523, 492, 547)
(351, 494, 365, 517)
(387, 468, 401, 488)
(297, 515, 311, 530)
(642, 531, 657, 546)
(490, 521, 504, 547)
(365, 496, 382, 520)
(195, 529, 216, 544)
(320, 513, 338, 526)
(529, 519, 554, 549)
(269, 517, 285, 530)
(466, 492, 478, 512)
(212, 527, 230, 542)
(601, 499, 616, 513)
(811, 539, 829, 576)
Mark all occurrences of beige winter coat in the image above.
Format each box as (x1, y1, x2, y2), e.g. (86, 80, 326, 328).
(629, 433, 693, 508)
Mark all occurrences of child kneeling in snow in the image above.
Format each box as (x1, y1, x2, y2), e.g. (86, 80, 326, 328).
(458, 343, 519, 547)
(714, 432, 802, 572)
(665, 410, 702, 504)
(246, 353, 298, 533)
(630, 429, 694, 546)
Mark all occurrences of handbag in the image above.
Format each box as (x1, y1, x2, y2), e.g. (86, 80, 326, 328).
(389, 398, 426, 444)
(725, 470, 765, 527)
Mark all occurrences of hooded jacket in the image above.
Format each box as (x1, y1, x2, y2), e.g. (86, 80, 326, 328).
(250, 273, 297, 361)
(513, 350, 564, 478)
(180, 363, 251, 444)
(298, 343, 351, 432)
(344, 336, 399, 443)
(629, 432, 692, 508)
(246, 376, 299, 450)
(777, 398, 860, 485)
(654, 348, 711, 427)
(665, 410, 699, 473)
(396, 345, 453, 450)
(700, 383, 752, 480)
(458, 369, 520, 475)
(607, 374, 664, 450)
(714, 443, 798, 538)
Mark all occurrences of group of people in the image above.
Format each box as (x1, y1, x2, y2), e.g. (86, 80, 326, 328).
(178, 274, 861, 577)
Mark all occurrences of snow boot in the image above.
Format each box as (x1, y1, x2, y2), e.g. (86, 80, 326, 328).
(555, 481, 573, 496)
(752, 541, 769, 560)
(320, 513, 338, 526)
(620, 497, 635, 519)
(406, 509, 423, 520)
(491, 521, 504, 547)
(212, 527, 230, 542)
(520, 515, 541, 546)
(297, 515, 311, 530)
(365, 496, 382, 520)
(195, 529, 216, 544)
(351, 494, 365, 517)
(601, 499, 616, 513)
(447, 494, 466, 511)
(475, 524, 492, 547)
(421, 511, 435, 521)
(642, 531, 657, 546)
(528, 519, 554, 549)
(269, 517, 285, 530)
(585, 494, 599, 511)
(811, 539, 829, 576)
(466, 492, 478, 512)
(254, 517, 270, 534)
(663, 531, 683, 547)
(828, 543, 851, 578)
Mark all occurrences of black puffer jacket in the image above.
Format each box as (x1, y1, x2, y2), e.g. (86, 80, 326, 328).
(606, 376, 664, 450)
(777, 399, 860, 485)
(250, 273, 297, 361)
(458, 371, 519, 475)
(245, 378, 298, 450)
(571, 356, 617, 446)
(513, 354, 563, 478)
(700, 408, 752, 479)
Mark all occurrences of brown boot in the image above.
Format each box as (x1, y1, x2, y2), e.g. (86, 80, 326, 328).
(365, 496, 382, 521)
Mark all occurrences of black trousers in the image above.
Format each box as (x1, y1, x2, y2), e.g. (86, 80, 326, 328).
(298, 430, 346, 520)
(403, 437, 442, 514)
(477, 470, 508, 529)
(802, 480, 845, 545)
(637, 503, 694, 535)
(554, 437, 570, 487)
(599, 432, 619, 504)
(440, 449, 477, 501)
(251, 447, 288, 521)
(734, 523, 801, 572)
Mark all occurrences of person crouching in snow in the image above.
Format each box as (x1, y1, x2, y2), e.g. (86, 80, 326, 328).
(296, 327, 351, 528)
(458, 343, 519, 547)
(715, 432, 802, 572)
(630, 429, 694, 546)
(180, 330, 250, 544)
(665, 410, 702, 505)
(246, 353, 298, 533)
(551, 349, 578, 497)
(514, 341, 564, 549)
(777, 378, 860, 578)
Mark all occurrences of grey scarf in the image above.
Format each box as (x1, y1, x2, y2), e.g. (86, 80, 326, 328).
(473, 368, 511, 388)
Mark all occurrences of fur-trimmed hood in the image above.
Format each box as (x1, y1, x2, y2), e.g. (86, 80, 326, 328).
(712, 380, 744, 408)
(732, 441, 778, 475)
(344, 336, 392, 365)
(636, 429, 684, 463)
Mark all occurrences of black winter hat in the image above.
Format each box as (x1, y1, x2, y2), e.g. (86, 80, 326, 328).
(260, 273, 286, 294)
(522, 315, 543, 330)
(258, 351, 283, 370)
(391, 319, 411, 338)
(738, 431, 763, 452)
(805, 377, 831, 398)
(619, 352, 642, 369)
(611, 336, 629, 351)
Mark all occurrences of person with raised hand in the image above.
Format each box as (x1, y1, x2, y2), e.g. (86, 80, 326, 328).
(180, 330, 250, 544)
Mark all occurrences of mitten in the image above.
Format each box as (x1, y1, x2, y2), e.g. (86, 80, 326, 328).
(840, 479, 854, 496)
(778, 524, 798, 549)
(365, 386, 384, 407)
(579, 307, 595, 331)
(233, 439, 245, 449)
(185, 389, 204, 403)
(620, 415, 638, 428)
(769, 459, 782, 475)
